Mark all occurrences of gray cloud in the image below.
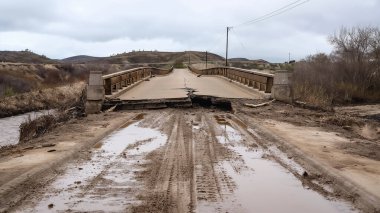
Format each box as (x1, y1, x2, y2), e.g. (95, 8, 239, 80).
(0, 0, 379, 62)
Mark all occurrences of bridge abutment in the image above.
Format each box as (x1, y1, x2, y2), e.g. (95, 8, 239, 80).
(85, 71, 104, 114)
(271, 70, 293, 103)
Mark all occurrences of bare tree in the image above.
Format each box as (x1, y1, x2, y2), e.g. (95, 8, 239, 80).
(329, 26, 379, 89)
(293, 26, 380, 105)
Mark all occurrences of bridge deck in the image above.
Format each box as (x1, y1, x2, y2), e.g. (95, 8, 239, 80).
(117, 68, 262, 100)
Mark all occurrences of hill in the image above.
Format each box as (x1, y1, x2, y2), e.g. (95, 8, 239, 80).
(61, 55, 104, 63)
(62, 51, 225, 64)
(229, 58, 250, 61)
(0, 50, 58, 64)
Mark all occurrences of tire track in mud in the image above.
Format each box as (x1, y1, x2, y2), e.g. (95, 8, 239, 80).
(12, 114, 169, 213)
(193, 113, 239, 205)
(133, 112, 195, 213)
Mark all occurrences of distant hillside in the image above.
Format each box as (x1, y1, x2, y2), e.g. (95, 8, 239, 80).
(229, 58, 250, 61)
(62, 55, 104, 63)
(62, 51, 225, 64)
(0, 50, 58, 64)
(252, 59, 269, 64)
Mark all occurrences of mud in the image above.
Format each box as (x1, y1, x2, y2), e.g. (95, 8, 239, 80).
(14, 121, 167, 212)
(1, 101, 379, 212)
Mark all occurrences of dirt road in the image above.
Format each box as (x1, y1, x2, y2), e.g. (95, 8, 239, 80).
(118, 69, 262, 100)
(4, 106, 375, 212)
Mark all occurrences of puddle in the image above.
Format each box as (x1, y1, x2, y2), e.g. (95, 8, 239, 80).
(16, 121, 167, 213)
(0, 110, 54, 147)
(197, 122, 357, 213)
(267, 145, 305, 175)
(193, 125, 200, 130)
(216, 124, 242, 145)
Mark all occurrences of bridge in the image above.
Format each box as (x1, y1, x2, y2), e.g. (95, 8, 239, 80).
(85, 66, 292, 113)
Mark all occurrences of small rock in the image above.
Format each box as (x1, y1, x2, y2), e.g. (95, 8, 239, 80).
(23, 146, 34, 150)
(48, 203, 54, 209)
(302, 171, 309, 178)
(343, 126, 351, 130)
(74, 181, 81, 184)
(47, 149, 56, 153)
(42, 143, 56, 148)
(78, 168, 83, 170)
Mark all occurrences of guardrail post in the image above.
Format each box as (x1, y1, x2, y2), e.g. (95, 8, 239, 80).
(272, 70, 293, 103)
(86, 71, 104, 114)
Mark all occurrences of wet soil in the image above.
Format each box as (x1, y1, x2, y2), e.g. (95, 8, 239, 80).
(1, 101, 379, 212)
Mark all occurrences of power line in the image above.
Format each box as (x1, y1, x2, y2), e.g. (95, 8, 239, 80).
(233, 0, 310, 28)
(224, 0, 310, 66)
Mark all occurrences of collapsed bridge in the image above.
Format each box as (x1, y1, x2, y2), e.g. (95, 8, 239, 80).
(85, 66, 292, 113)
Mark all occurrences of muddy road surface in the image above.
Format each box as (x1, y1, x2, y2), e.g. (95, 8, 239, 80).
(7, 108, 363, 213)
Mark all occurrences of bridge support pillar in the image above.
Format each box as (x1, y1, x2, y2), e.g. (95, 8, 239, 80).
(86, 71, 105, 114)
(271, 70, 293, 103)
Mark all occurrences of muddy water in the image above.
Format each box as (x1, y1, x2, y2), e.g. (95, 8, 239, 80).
(0, 110, 53, 147)
(197, 122, 357, 213)
(15, 121, 167, 213)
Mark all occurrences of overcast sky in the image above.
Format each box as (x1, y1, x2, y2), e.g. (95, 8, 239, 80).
(0, 0, 379, 62)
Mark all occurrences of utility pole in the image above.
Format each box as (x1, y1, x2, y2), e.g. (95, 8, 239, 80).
(225, 27, 231, 67)
(288, 52, 290, 63)
(206, 51, 208, 69)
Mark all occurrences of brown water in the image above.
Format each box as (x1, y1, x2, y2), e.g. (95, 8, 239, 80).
(15, 121, 167, 213)
(196, 123, 357, 213)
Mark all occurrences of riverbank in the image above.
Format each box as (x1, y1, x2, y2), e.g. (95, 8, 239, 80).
(0, 82, 85, 118)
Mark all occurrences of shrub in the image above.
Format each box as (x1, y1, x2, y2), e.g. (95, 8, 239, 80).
(293, 26, 380, 106)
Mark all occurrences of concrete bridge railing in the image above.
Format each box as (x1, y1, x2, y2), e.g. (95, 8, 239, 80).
(188, 66, 274, 93)
(85, 66, 173, 114)
(188, 65, 292, 102)
(103, 66, 173, 95)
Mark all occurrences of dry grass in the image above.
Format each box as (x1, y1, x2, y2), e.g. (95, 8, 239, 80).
(19, 86, 86, 142)
(293, 84, 333, 108)
(0, 82, 85, 118)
